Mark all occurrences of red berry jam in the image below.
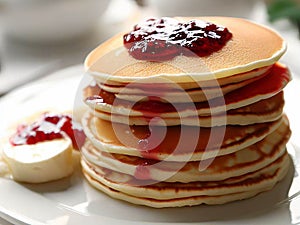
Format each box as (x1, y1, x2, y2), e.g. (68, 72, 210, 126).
(123, 17, 232, 61)
(9, 113, 86, 150)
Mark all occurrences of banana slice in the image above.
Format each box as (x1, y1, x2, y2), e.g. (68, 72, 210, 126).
(3, 137, 73, 183)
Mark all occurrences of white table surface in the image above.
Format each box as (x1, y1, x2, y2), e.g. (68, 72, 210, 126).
(0, 0, 299, 224)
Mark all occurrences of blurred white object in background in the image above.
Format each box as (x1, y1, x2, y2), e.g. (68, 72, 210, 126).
(147, 0, 259, 19)
(1, 0, 110, 43)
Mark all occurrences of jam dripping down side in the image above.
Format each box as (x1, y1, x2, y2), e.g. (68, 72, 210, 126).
(123, 17, 233, 61)
(134, 162, 152, 180)
(9, 113, 86, 150)
(85, 84, 178, 116)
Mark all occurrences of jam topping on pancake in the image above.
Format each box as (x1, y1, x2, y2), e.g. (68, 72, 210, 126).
(123, 17, 232, 61)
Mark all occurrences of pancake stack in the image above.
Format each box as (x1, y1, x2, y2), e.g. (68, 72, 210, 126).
(81, 17, 292, 208)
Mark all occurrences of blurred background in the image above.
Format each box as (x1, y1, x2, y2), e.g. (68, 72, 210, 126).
(0, 0, 299, 95)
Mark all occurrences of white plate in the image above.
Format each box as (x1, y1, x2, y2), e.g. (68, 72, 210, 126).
(0, 65, 299, 225)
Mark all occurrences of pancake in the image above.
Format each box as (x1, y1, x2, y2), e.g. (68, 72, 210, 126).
(81, 153, 290, 207)
(97, 67, 269, 103)
(83, 112, 285, 161)
(81, 119, 290, 182)
(84, 17, 286, 83)
(96, 65, 272, 90)
(85, 63, 290, 117)
(90, 91, 284, 126)
(83, 172, 273, 207)
(86, 63, 291, 104)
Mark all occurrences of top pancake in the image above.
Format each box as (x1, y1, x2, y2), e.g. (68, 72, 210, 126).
(85, 17, 286, 83)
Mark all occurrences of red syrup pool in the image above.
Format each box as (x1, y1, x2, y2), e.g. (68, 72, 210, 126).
(9, 113, 86, 150)
(123, 17, 232, 61)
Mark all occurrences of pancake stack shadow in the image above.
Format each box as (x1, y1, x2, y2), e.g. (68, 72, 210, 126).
(80, 17, 292, 208)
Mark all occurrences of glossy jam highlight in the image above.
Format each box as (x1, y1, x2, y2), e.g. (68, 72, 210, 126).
(123, 17, 232, 61)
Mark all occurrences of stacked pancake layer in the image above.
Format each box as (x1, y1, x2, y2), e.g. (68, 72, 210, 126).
(82, 17, 292, 208)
